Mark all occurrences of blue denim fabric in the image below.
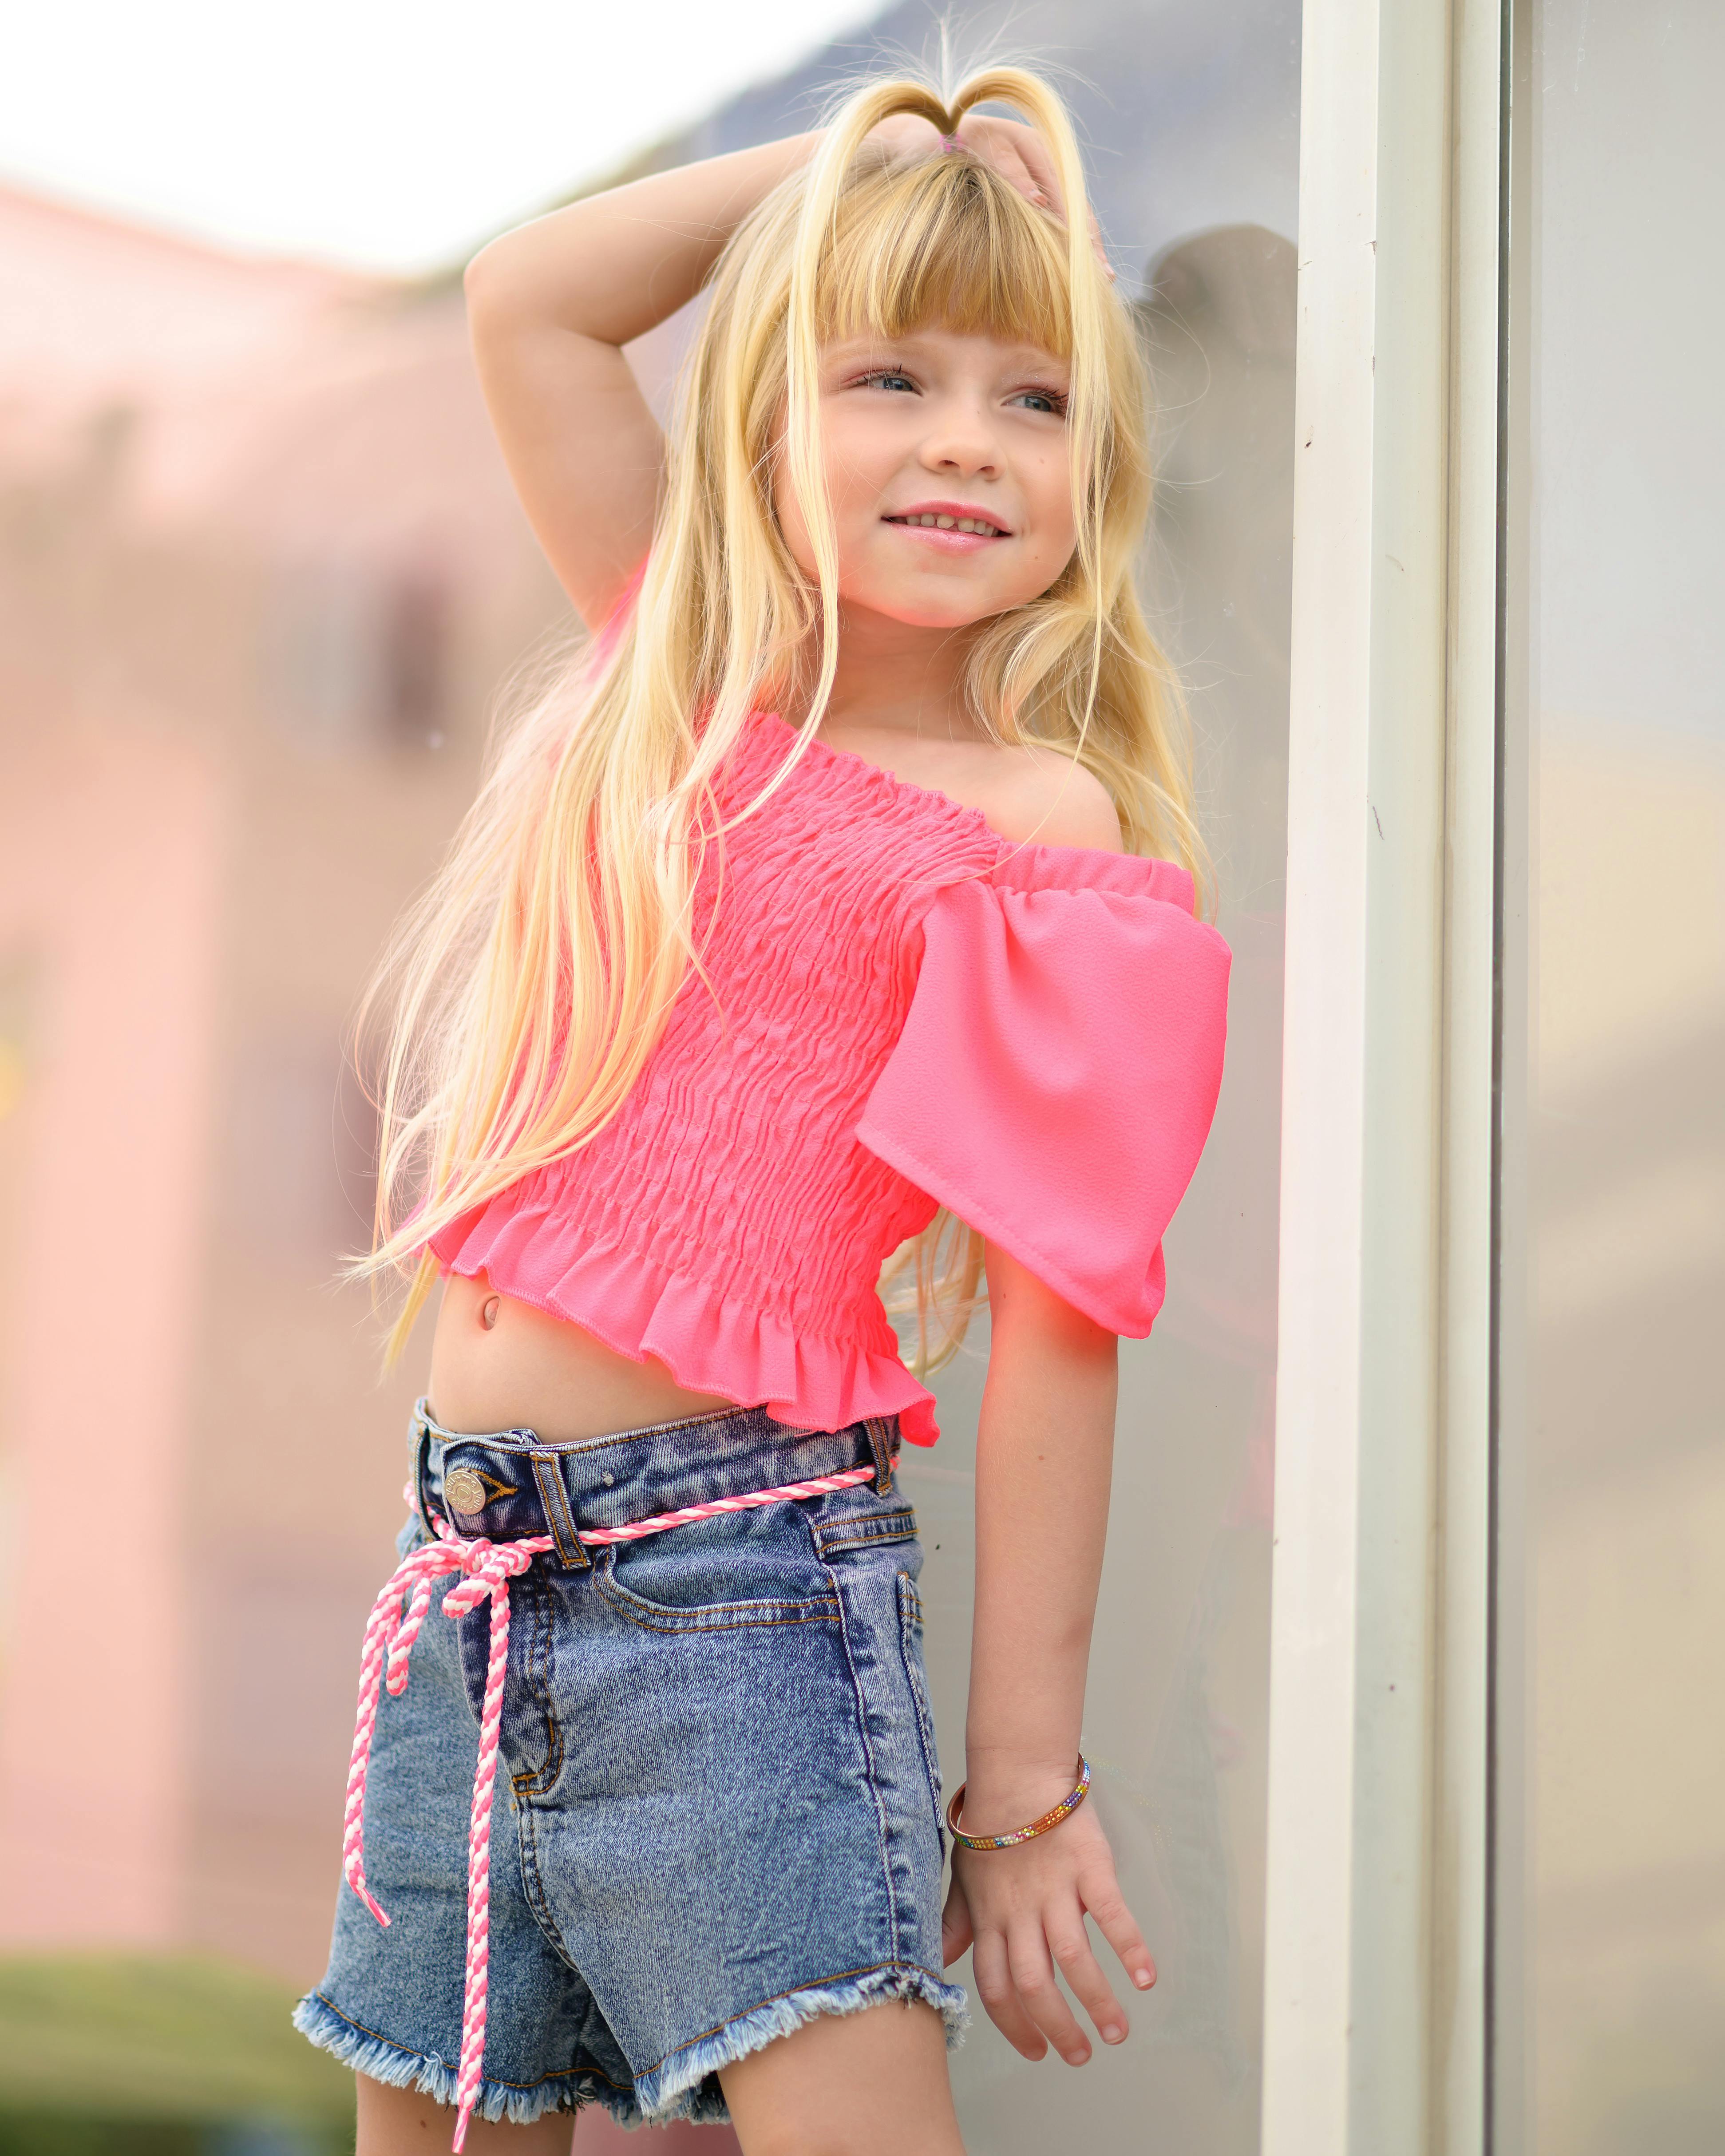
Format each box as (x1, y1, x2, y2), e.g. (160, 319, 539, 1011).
(294, 1399, 966, 2129)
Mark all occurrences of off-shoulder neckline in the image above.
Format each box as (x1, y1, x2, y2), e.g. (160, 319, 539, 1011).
(756, 709, 999, 842)
(756, 708, 1139, 859)
(750, 711, 1195, 908)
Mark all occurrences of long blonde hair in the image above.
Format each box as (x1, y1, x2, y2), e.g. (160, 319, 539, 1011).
(356, 63, 1202, 1372)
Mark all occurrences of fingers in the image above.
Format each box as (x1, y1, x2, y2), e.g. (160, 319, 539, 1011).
(971, 1927, 1048, 2062)
(1006, 1922, 1092, 2066)
(956, 117, 1116, 282)
(1082, 1868, 1158, 1994)
(958, 1816, 1154, 2064)
(1047, 1915, 1130, 2046)
(954, 113, 1054, 202)
(969, 1912, 1138, 2063)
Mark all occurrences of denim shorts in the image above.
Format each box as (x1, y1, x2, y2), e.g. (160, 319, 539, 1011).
(294, 1399, 967, 2129)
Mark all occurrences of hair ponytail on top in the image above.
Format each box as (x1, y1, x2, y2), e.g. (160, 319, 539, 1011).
(355, 63, 1204, 1373)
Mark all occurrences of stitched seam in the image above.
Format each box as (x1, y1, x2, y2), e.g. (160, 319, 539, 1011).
(511, 1581, 563, 1797)
(593, 1551, 841, 1634)
(897, 1572, 946, 1841)
(531, 1453, 588, 1570)
(307, 1990, 633, 2095)
(597, 1591, 841, 1636)
(515, 1803, 593, 1980)
(813, 1510, 918, 1558)
(639, 1959, 955, 2077)
(827, 1563, 900, 1962)
(449, 1466, 520, 1503)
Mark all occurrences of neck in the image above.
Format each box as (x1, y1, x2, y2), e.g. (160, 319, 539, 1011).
(795, 605, 984, 744)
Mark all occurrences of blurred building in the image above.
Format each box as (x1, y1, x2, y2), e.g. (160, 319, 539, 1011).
(0, 182, 568, 1978)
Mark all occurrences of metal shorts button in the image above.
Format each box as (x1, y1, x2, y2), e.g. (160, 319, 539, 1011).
(443, 1466, 489, 1515)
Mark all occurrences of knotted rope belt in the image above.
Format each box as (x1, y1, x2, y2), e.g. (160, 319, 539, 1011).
(342, 1461, 879, 2151)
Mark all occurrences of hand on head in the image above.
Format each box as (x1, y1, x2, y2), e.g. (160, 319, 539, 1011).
(866, 110, 1115, 281)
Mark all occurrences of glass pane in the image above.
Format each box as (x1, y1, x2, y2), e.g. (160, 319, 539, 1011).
(1502, 5, 1725, 2148)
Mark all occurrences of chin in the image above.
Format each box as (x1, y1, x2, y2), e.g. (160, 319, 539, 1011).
(861, 582, 1011, 631)
(889, 602, 997, 630)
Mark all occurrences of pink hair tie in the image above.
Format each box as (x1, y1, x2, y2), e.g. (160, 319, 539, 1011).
(939, 132, 964, 152)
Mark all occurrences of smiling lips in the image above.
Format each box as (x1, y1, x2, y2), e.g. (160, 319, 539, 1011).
(883, 503, 1011, 546)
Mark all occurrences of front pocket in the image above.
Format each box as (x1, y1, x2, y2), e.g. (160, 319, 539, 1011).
(592, 1544, 841, 1634)
(897, 1572, 947, 1847)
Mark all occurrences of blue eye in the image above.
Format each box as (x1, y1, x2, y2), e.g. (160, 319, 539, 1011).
(861, 370, 918, 393)
(1014, 388, 1067, 415)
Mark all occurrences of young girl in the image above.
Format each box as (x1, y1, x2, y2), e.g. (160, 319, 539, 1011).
(295, 65, 1230, 2156)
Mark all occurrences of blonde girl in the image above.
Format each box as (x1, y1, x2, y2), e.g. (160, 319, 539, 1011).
(295, 64, 1231, 2156)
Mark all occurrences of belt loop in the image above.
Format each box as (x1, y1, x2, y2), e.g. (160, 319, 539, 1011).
(531, 1453, 590, 1571)
(865, 1416, 896, 1496)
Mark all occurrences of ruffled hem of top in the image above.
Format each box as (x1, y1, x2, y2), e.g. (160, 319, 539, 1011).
(427, 1200, 943, 1448)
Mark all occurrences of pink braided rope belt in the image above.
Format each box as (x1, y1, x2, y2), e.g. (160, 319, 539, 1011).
(342, 1460, 878, 2151)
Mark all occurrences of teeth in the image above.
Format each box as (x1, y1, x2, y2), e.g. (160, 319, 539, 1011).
(898, 513, 1001, 534)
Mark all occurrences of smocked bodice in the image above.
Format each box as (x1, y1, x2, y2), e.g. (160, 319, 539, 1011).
(429, 710, 1231, 1445)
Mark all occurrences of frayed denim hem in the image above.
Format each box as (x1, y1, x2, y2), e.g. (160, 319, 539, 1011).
(291, 1991, 632, 2129)
(633, 1962, 971, 2125)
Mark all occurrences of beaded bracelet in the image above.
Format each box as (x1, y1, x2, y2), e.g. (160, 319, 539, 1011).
(946, 1755, 1092, 1851)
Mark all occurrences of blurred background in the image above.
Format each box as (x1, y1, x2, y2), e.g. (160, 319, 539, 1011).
(1498, 5, 1725, 2150)
(0, 1, 1299, 2150)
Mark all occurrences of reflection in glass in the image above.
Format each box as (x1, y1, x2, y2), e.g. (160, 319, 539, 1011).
(1502, 4, 1725, 2148)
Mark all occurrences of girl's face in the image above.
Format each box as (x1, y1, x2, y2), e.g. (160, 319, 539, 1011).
(774, 324, 1078, 632)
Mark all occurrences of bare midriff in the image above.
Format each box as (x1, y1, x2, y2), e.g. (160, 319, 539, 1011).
(426, 1272, 742, 1447)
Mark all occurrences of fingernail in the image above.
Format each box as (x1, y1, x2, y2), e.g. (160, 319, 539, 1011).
(1104, 2024, 1125, 2043)
(1134, 1969, 1153, 1988)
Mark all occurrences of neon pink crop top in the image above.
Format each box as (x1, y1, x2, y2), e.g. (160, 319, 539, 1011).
(428, 709, 1232, 1445)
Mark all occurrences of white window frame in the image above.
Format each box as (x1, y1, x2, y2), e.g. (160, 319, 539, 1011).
(1261, 2, 1507, 2151)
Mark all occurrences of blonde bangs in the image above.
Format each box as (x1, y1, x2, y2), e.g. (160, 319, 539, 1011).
(816, 152, 1073, 358)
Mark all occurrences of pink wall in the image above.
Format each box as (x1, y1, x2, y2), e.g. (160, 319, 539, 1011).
(0, 719, 226, 1943)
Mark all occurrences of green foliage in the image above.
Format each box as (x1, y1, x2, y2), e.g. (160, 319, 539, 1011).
(0, 1956, 352, 2154)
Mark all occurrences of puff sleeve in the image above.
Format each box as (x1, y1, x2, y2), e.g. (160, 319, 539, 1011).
(855, 850, 1231, 1336)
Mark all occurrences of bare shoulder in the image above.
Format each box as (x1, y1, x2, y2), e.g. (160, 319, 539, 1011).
(820, 724, 1125, 853)
(984, 741, 1124, 853)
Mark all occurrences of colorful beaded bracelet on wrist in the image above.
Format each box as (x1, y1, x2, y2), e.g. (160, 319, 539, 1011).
(946, 1755, 1092, 1851)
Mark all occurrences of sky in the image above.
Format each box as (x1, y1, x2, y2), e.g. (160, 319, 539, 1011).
(0, 0, 879, 275)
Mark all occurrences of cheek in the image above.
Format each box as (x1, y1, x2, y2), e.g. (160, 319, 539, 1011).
(1027, 452, 1077, 550)
(771, 419, 885, 581)
(1017, 463, 1079, 589)
(818, 424, 898, 542)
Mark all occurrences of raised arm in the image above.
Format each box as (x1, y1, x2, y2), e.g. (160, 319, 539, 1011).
(943, 1240, 1157, 2063)
(462, 111, 1092, 630)
(463, 133, 821, 629)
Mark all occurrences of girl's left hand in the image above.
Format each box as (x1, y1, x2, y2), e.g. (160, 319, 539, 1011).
(940, 1804, 1156, 2063)
(866, 111, 1115, 281)
(950, 114, 1116, 282)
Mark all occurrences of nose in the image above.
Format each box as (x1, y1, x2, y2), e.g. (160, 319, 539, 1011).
(917, 392, 1002, 480)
